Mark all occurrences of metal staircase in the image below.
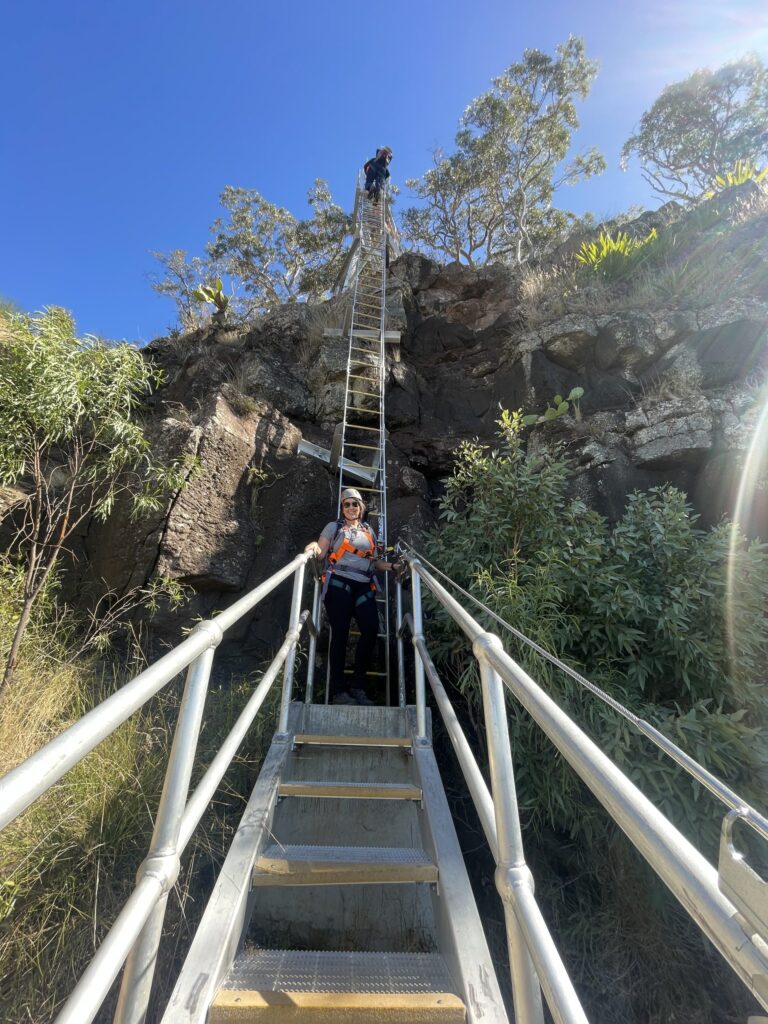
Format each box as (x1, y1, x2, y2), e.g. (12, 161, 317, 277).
(190, 703, 501, 1023)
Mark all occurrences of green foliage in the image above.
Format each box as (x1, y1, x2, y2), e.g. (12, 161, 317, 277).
(153, 179, 351, 327)
(402, 36, 605, 266)
(575, 228, 658, 278)
(192, 278, 230, 316)
(0, 308, 191, 689)
(521, 386, 584, 426)
(426, 413, 768, 1021)
(622, 54, 768, 202)
(0, 308, 183, 519)
(705, 159, 768, 197)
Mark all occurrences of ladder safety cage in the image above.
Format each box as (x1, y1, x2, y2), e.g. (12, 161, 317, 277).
(395, 547, 768, 1023)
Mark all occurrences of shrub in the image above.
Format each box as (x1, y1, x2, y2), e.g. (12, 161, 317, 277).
(425, 411, 768, 1022)
(704, 159, 768, 197)
(575, 227, 658, 279)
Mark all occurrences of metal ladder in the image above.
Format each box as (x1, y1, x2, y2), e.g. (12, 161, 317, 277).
(299, 176, 396, 702)
(337, 183, 391, 700)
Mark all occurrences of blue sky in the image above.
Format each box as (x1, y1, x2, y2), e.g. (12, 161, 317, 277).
(1, 0, 766, 343)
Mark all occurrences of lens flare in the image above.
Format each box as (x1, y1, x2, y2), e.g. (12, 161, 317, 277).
(726, 385, 768, 666)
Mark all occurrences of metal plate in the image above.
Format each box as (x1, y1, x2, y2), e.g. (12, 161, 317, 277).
(225, 949, 455, 994)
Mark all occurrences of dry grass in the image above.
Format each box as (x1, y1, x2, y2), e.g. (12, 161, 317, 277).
(520, 188, 768, 329)
(298, 296, 352, 366)
(222, 362, 260, 416)
(0, 611, 278, 1023)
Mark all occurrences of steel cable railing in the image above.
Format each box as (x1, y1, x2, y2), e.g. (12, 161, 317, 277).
(0, 551, 316, 1024)
(399, 540, 768, 848)
(397, 552, 768, 1023)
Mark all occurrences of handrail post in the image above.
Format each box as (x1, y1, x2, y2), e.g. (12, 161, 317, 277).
(396, 579, 406, 708)
(305, 576, 321, 705)
(113, 621, 221, 1024)
(278, 561, 306, 733)
(475, 632, 544, 1024)
(410, 561, 427, 740)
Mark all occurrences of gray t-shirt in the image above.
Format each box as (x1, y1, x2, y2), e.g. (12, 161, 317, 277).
(320, 521, 378, 583)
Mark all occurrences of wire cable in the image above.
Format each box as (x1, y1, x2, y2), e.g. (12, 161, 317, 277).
(398, 540, 768, 843)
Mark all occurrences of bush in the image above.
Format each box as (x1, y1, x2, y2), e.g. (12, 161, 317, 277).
(425, 411, 768, 1022)
(575, 227, 658, 279)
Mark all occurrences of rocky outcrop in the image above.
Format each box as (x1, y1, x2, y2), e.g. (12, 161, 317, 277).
(78, 190, 768, 653)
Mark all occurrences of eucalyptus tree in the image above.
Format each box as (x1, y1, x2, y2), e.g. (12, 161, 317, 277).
(0, 308, 190, 693)
(622, 54, 768, 202)
(402, 36, 605, 265)
(152, 179, 351, 325)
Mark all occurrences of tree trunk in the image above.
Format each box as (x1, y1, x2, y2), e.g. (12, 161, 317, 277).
(0, 595, 36, 699)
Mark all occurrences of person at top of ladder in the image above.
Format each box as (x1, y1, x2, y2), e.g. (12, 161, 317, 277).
(363, 146, 392, 204)
(305, 488, 401, 706)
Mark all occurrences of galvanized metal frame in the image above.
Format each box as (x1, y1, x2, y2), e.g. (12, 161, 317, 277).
(401, 554, 768, 1019)
(0, 552, 314, 1024)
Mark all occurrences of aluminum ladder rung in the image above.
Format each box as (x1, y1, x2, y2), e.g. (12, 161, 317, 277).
(346, 423, 381, 432)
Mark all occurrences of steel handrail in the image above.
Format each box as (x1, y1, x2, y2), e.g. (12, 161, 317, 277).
(400, 606, 587, 1024)
(0, 551, 313, 1024)
(0, 552, 310, 832)
(403, 554, 768, 1017)
(399, 541, 768, 847)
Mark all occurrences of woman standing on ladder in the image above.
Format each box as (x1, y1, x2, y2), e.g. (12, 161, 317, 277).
(305, 488, 401, 706)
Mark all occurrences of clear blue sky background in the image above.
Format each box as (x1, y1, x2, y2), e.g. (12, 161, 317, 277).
(1, 0, 766, 343)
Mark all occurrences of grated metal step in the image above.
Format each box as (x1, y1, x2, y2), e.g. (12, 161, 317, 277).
(211, 949, 465, 1021)
(252, 844, 437, 886)
(224, 949, 455, 993)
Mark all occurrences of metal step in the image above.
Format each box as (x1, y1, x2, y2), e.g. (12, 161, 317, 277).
(252, 844, 437, 886)
(211, 949, 465, 1022)
(293, 734, 412, 749)
(278, 781, 422, 801)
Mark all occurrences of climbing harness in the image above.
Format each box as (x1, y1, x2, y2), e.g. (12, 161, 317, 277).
(321, 520, 378, 598)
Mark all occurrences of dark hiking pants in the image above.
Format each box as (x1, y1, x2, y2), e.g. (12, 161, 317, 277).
(324, 576, 379, 697)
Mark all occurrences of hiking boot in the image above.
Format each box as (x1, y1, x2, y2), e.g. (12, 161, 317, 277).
(351, 688, 374, 706)
(331, 691, 357, 705)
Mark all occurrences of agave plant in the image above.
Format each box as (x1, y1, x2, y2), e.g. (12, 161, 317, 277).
(575, 228, 657, 274)
(704, 160, 768, 197)
(522, 386, 585, 427)
(192, 279, 230, 324)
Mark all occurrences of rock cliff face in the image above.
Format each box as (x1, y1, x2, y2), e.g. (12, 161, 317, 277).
(87, 191, 768, 650)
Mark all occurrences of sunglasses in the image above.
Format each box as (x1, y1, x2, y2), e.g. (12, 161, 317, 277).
(342, 500, 361, 508)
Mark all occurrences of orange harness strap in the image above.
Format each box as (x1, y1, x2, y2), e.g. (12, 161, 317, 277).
(328, 526, 377, 566)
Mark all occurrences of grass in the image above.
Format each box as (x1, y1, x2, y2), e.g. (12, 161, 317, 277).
(0, 615, 279, 1023)
(520, 186, 768, 328)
